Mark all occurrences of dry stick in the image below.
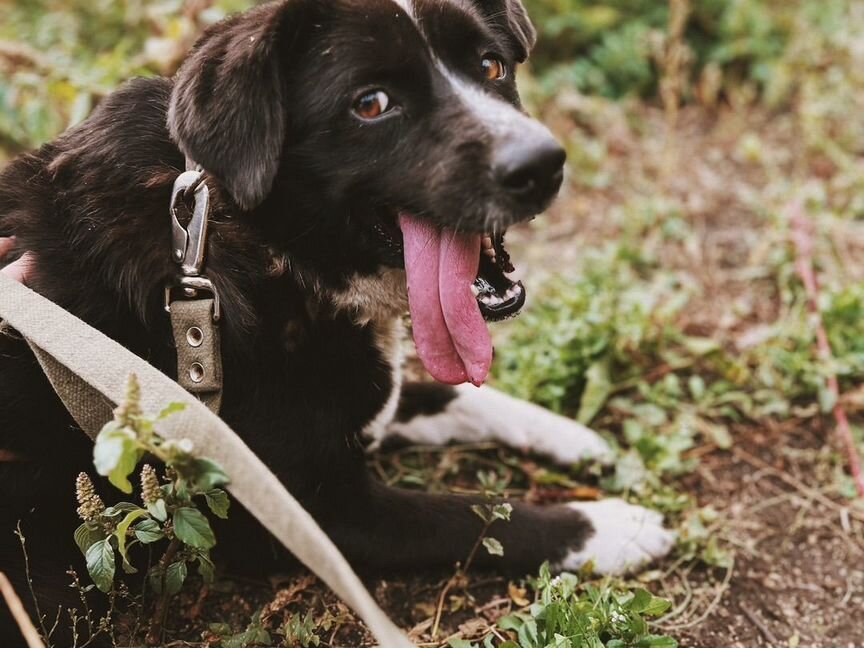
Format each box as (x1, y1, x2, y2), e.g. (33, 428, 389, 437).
(0, 572, 46, 648)
(789, 201, 864, 498)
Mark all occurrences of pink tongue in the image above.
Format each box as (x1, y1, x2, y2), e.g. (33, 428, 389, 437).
(399, 213, 493, 386)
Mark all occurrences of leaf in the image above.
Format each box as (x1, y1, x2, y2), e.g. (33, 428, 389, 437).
(147, 499, 168, 522)
(447, 640, 477, 648)
(173, 507, 216, 549)
(482, 537, 504, 557)
(114, 508, 148, 573)
(491, 503, 513, 522)
(85, 539, 116, 593)
(188, 458, 230, 492)
(471, 504, 492, 523)
(197, 552, 216, 583)
(637, 636, 678, 648)
(158, 402, 186, 420)
(683, 337, 720, 356)
(74, 524, 106, 556)
(577, 357, 612, 424)
(627, 588, 653, 612)
(204, 489, 230, 519)
(164, 561, 187, 596)
(134, 519, 165, 544)
(497, 614, 524, 631)
(93, 426, 140, 494)
(628, 589, 672, 616)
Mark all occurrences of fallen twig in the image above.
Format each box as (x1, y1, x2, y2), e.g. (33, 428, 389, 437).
(741, 606, 780, 645)
(0, 572, 45, 648)
(789, 201, 864, 498)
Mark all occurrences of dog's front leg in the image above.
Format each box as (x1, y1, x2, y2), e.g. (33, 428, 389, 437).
(317, 479, 674, 576)
(373, 382, 614, 465)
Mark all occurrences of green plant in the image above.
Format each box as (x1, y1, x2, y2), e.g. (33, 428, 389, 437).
(449, 563, 676, 648)
(73, 374, 230, 641)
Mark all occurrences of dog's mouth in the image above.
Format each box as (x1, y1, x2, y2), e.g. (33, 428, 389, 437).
(372, 210, 526, 387)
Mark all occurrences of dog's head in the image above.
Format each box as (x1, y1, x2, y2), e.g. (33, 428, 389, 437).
(168, 0, 565, 386)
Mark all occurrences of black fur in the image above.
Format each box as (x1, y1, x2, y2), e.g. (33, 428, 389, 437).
(0, 0, 583, 640)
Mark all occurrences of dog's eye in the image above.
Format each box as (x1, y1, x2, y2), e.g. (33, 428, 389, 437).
(354, 90, 392, 120)
(481, 56, 506, 81)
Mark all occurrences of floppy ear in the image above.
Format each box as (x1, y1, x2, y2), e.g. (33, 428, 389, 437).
(167, 1, 301, 211)
(477, 0, 537, 63)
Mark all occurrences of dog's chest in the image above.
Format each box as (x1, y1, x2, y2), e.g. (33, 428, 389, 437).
(362, 316, 404, 439)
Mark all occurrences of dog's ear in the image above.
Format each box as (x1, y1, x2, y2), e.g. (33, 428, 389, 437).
(167, 1, 303, 211)
(476, 0, 537, 63)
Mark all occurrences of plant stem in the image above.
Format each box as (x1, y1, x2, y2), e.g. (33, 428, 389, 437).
(789, 201, 864, 498)
(430, 518, 493, 638)
(145, 538, 181, 646)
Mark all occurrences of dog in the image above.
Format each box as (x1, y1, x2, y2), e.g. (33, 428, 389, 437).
(0, 0, 674, 638)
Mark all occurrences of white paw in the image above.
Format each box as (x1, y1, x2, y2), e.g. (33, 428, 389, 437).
(557, 499, 676, 575)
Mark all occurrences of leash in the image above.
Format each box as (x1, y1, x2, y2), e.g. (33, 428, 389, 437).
(0, 274, 415, 648)
(0, 167, 417, 646)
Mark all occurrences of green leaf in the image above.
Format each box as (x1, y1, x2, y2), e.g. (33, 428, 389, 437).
(497, 615, 524, 631)
(93, 426, 140, 494)
(189, 458, 230, 492)
(627, 588, 653, 612)
(158, 402, 187, 420)
(447, 640, 477, 648)
(74, 523, 106, 556)
(628, 589, 672, 616)
(164, 561, 187, 595)
(491, 503, 513, 522)
(197, 552, 216, 583)
(173, 507, 216, 549)
(85, 539, 116, 593)
(482, 537, 504, 557)
(204, 489, 230, 519)
(114, 508, 148, 573)
(637, 636, 678, 648)
(577, 357, 612, 424)
(147, 499, 168, 522)
(471, 504, 492, 523)
(134, 519, 165, 544)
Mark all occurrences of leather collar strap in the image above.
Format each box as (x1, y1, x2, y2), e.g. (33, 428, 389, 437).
(165, 169, 223, 415)
(0, 273, 415, 648)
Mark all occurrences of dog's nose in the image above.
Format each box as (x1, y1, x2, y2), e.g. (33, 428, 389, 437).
(493, 137, 566, 207)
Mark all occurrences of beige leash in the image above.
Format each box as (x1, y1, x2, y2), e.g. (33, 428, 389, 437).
(0, 272, 415, 648)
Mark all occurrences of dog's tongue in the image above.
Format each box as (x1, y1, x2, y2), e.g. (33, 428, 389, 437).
(399, 213, 492, 386)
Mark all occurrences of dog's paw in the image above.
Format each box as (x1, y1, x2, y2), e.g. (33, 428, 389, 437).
(556, 499, 676, 575)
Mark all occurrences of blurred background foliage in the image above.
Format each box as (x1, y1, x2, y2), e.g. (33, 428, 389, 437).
(0, 0, 859, 157)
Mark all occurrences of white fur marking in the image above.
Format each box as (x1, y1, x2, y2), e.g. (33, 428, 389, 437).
(329, 269, 408, 326)
(381, 384, 614, 464)
(363, 318, 405, 442)
(558, 499, 676, 575)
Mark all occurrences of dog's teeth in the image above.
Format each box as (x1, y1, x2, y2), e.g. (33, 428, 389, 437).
(482, 236, 493, 250)
(471, 285, 480, 297)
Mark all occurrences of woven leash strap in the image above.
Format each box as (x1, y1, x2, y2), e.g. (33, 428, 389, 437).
(0, 273, 415, 648)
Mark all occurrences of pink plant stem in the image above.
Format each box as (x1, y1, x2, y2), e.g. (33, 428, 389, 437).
(789, 201, 864, 499)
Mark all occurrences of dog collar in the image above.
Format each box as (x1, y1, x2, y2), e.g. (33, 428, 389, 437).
(163, 166, 224, 415)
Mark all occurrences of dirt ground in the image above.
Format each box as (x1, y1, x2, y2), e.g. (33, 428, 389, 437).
(113, 104, 864, 647)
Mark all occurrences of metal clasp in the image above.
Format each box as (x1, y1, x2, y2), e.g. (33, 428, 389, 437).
(170, 170, 210, 276)
(165, 171, 221, 321)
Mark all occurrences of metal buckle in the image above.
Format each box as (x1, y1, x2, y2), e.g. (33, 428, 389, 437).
(165, 171, 220, 321)
(164, 277, 221, 322)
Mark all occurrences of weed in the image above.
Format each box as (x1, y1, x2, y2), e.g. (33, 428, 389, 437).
(449, 563, 676, 648)
(73, 374, 231, 643)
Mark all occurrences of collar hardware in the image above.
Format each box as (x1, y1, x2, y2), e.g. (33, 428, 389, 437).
(164, 170, 221, 322)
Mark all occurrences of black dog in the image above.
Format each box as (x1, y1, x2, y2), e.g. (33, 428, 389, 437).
(0, 0, 673, 637)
